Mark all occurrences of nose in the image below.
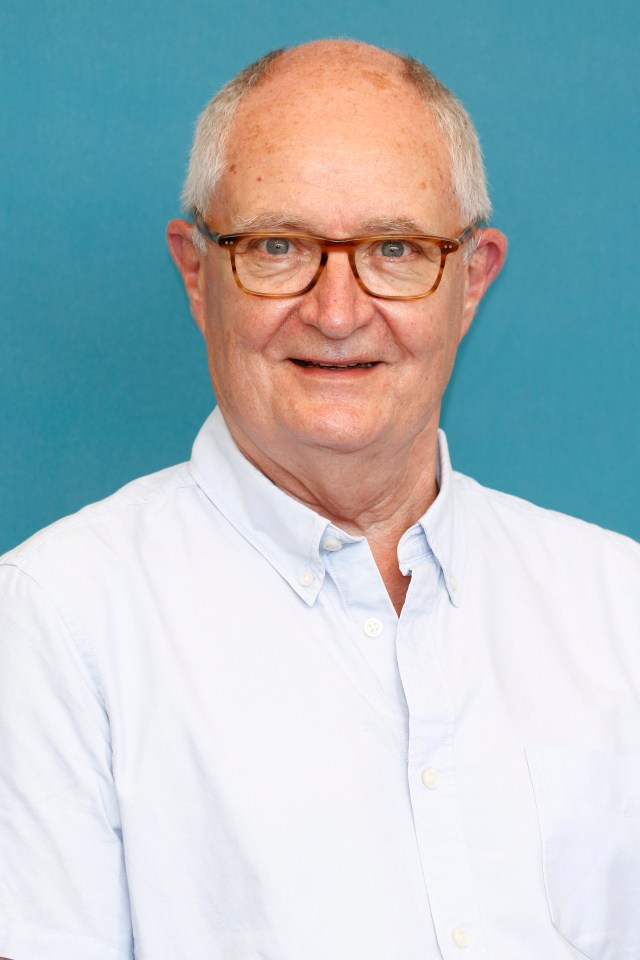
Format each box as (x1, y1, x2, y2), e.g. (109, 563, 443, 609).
(297, 250, 375, 338)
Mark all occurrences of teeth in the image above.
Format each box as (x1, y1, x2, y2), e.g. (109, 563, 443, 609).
(293, 360, 376, 369)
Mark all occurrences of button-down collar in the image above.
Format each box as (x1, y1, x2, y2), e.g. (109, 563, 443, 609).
(189, 409, 351, 604)
(189, 408, 463, 607)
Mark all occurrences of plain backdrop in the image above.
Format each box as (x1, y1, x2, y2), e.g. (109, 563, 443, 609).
(1, 0, 639, 552)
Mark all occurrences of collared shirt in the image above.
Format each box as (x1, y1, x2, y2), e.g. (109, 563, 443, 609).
(1, 408, 639, 960)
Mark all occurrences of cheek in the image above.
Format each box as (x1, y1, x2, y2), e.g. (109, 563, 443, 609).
(202, 277, 269, 352)
(393, 306, 459, 361)
(202, 297, 289, 392)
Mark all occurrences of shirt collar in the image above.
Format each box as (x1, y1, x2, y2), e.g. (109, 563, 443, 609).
(189, 409, 337, 604)
(412, 429, 465, 607)
(189, 408, 464, 607)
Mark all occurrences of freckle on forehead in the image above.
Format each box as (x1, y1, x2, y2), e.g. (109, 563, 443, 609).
(360, 69, 395, 90)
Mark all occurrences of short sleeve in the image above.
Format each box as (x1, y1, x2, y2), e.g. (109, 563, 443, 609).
(0, 563, 133, 960)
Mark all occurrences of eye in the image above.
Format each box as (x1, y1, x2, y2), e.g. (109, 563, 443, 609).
(264, 237, 291, 255)
(379, 239, 409, 258)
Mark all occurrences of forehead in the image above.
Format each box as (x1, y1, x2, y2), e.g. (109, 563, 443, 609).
(211, 51, 457, 233)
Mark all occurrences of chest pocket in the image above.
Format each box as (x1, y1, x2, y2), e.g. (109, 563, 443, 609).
(526, 744, 640, 960)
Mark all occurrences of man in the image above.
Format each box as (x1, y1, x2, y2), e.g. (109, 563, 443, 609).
(1, 39, 639, 960)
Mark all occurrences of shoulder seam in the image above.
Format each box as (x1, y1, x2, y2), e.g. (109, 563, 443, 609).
(452, 471, 640, 549)
(2, 478, 198, 566)
(0, 564, 109, 712)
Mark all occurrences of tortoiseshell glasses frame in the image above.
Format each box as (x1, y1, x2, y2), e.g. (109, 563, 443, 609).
(193, 210, 476, 301)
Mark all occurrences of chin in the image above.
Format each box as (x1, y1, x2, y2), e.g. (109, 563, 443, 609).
(285, 407, 385, 454)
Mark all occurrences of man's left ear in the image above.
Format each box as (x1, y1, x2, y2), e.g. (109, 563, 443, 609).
(460, 227, 508, 337)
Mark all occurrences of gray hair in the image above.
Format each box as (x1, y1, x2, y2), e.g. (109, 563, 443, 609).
(182, 43, 492, 254)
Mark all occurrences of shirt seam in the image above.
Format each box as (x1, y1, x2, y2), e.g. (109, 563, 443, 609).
(1, 478, 198, 568)
(453, 473, 640, 549)
(0, 563, 109, 722)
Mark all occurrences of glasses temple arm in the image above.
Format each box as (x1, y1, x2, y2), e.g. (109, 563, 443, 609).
(193, 211, 222, 244)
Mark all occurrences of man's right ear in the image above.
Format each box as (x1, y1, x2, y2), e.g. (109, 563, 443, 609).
(166, 219, 207, 334)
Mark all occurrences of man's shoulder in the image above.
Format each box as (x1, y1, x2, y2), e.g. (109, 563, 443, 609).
(453, 472, 640, 564)
(1, 460, 200, 576)
(452, 469, 640, 568)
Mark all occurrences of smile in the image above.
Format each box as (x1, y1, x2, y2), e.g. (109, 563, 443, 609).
(290, 360, 379, 369)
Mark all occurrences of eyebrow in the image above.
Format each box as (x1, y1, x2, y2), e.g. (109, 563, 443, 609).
(356, 216, 432, 235)
(227, 213, 435, 236)
(229, 213, 310, 232)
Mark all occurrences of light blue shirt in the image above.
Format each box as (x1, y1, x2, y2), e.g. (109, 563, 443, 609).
(1, 408, 639, 960)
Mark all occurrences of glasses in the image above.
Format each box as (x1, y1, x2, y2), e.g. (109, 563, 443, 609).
(193, 211, 475, 300)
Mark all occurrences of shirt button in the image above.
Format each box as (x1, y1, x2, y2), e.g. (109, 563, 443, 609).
(421, 768, 440, 790)
(449, 574, 458, 591)
(363, 617, 383, 638)
(298, 569, 315, 587)
(321, 535, 343, 552)
(452, 928, 471, 948)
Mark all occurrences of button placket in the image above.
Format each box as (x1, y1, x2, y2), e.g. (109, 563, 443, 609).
(322, 537, 405, 709)
(396, 565, 487, 958)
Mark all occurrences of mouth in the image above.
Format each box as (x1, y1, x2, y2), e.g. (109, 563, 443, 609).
(290, 359, 379, 370)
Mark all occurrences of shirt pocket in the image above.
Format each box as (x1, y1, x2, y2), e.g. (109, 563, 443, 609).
(525, 744, 640, 960)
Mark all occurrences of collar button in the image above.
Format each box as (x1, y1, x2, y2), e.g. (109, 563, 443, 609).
(298, 569, 315, 587)
(321, 535, 343, 552)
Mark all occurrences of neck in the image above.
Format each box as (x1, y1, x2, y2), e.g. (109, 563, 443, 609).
(224, 416, 441, 614)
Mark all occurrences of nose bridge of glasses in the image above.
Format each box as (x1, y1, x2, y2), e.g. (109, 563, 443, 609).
(321, 237, 361, 253)
(309, 243, 364, 296)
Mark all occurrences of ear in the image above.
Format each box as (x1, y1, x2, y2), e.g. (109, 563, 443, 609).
(459, 227, 508, 339)
(167, 218, 207, 335)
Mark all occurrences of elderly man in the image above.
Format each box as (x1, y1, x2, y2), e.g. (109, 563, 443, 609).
(1, 39, 639, 960)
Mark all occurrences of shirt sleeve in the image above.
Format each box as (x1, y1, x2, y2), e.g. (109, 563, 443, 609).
(0, 563, 133, 960)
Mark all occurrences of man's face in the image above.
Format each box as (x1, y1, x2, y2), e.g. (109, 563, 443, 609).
(170, 50, 505, 468)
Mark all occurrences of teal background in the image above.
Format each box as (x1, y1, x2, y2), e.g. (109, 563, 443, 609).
(1, 0, 639, 552)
